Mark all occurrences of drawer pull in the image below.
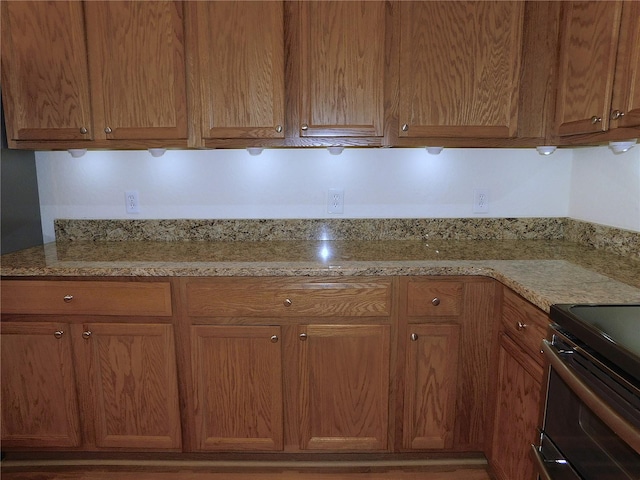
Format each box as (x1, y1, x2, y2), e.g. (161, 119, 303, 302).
(431, 297, 440, 306)
(517, 321, 527, 331)
(63, 294, 74, 303)
(54, 330, 64, 339)
(299, 333, 307, 341)
(410, 333, 418, 341)
(270, 335, 279, 343)
(82, 331, 92, 339)
(283, 298, 292, 307)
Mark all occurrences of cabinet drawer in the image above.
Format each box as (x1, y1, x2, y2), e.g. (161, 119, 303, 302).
(1, 280, 173, 316)
(406, 281, 463, 317)
(185, 278, 392, 317)
(501, 288, 549, 363)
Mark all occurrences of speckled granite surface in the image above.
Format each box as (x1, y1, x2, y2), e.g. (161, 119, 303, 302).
(2, 238, 639, 313)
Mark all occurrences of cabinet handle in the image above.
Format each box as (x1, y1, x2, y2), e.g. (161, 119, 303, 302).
(80, 127, 88, 134)
(301, 124, 309, 131)
(275, 125, 283, 133)
(104, 126, 112, 134)
(54, 330, 64, 339)
(270, 335, 279, 343)
(611, 110, 625, 120)
(82, 331, 92, 339)
(402, 124, 409, 132)
(410, 333, 418, 341)
(63, 294, 74, 303)
(517, 321, 527, 331)
(590, 116, 602, 124)
(283, 298, 292, 307)
(431, 297, 440, 306)
(299, 333, 307, 341)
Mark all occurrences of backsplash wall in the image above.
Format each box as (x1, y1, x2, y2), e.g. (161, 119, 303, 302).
(35, 146, 639, 242)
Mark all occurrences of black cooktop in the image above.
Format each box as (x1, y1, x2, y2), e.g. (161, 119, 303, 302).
(550, 304, 640, 382)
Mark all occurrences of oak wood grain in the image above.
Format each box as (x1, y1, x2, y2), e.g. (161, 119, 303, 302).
(611, 1, 640, 129)
(501, 287, 549, 365)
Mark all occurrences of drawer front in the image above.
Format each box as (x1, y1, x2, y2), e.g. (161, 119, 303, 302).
(501, 288, 549, 362)
(186, 278, 392, 317)
(406, 281, 463, 317)
(1, 280, 173, 316)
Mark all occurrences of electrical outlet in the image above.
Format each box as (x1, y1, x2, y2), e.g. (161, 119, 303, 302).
(327, 188, 344, 214)
(125, 190, 140, 214)
(473, 189, 489, 214)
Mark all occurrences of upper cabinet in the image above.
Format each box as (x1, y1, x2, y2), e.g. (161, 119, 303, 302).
(1, 1, 93, 144)
(397, 1, 524, 140)
(554, 1, 640, 140)
(192, 1, 285, 144)
(295, 1, 386, 140)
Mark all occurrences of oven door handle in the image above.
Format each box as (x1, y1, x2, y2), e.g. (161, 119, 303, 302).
(530, 444, 555, 480)
(542, 339, 640, 454)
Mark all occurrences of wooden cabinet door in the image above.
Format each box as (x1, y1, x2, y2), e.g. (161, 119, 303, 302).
(298, 1, 386, 138)
(555, 1, 623, 136)
(82, 323, 181, 450)
(398, 1, 524, 139)
(490, 334, 544, 480)
(402, 324, 460, 450)
(84, 1, 187, 141)
(190, 325, 284, 451)
(0, 1, 93, 143)
(195, 2, 285, 140)
(1, 322, 81, 448)
(611, 1, 640, 129)
(298, 324, 390, 451)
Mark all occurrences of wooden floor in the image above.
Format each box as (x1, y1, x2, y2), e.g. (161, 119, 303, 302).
(1, 459, 494, 480)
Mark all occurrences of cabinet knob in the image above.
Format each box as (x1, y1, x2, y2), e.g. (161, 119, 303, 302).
(410, 333, 418, 341)
(270, 335, 279, 343)
(275, 125, 283, 133)
(402, 124, 409, 132)
(611, 110, 625, 120)
(431, 297, 440, 306)
(80, 127, 88, 134)
(63, 294, 74, 303)
(590, 116, 602, 124)
(299, 333, 307, 341)
(54, 330, 64, 339)
(283, 298, 292, 307)
(104, 126, 112, 134)
(517, 321, 527, 331)
(82, 331, 92, 339)
(301, 124, 309, 131)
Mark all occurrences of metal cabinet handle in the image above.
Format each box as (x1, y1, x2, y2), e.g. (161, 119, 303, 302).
(283, 298, 292, 307)
(299, 333, 307, 341)
(275, 125, 283, 133)
(301, 124, 309, 131)
(82, 331, 92, 339)
(104, 126, 112, 134)
(80, 127, 88, 134)
(402, 124, 409, 132)
(270, 335, 279, 343)
(410, 333, 418, 341)
(517, 321, 527, 330)
(63, 294, 74, 303)
(590, 116, 602, 124)
(431, 297, 440, 306)
(611, 110, 625, 120)
(54, 330, 64, 339)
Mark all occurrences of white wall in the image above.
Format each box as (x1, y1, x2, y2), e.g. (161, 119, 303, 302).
(569, 146, 640, 232)
(35, 148, 574, 242)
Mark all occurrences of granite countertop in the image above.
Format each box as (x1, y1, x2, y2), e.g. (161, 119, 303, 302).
(2, 238, 639, 313)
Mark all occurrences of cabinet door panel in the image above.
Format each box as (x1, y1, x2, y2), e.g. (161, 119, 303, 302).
(399, 1, 523, 138)
(403, 324, 460, 450)
(85, 1, 187, 140)
(555, 1, 623, 136)
(611, 1, 640, 129)
(196, 2, 285, 139)
(84, 323, 181, 450)
(299, 1, 385, 137)
(191, 326, 283, 451)
(0, 1, 92, 142)
(1, 322, 81, 448)
(298, 324, 390, 451)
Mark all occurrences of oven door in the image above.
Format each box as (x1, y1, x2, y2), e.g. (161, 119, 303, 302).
(535, 338, 640, 480)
